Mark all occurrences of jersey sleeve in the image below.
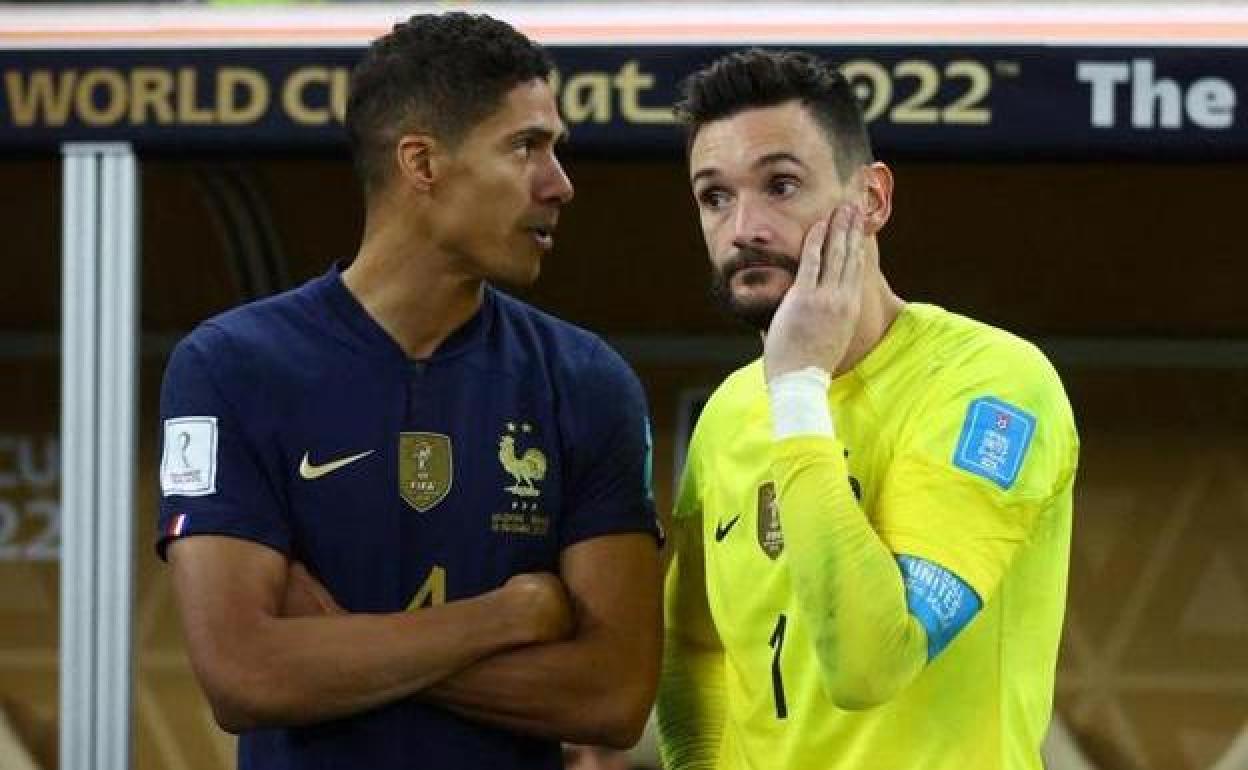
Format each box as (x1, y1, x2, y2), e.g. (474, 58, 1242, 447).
(659, 413, 726, 769)
(557, 340, 659, 548)
(155, 325, 291, 560)
(874, 344, 1079, 602)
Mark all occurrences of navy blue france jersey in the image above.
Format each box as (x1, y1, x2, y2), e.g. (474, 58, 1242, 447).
(156, 266, 657, 770)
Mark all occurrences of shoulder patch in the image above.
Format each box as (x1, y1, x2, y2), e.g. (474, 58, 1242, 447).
(952, 396, 1035, 489)
(160, 416, 218, 497)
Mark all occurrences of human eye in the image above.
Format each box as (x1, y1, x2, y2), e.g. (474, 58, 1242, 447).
(767, 175, 800, 198)
(513, 137, 536, 158)
(697, 186, 732, 210)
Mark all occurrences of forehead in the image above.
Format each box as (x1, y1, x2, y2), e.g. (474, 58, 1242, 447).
(689, 101, 835, 180)
(470, 78, 566, 140)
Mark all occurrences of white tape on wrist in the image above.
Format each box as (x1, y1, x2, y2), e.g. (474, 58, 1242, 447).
(768, 366, 835, 439)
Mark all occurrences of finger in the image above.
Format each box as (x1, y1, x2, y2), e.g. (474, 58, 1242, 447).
(832, 205, 863, 288)
(840, 208, 867, 292)
(819, 208, 839, 285)
(795, 217, 829, 289)
(823, 206, 852, 289)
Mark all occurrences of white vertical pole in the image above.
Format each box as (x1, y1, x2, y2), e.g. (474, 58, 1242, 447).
(97, 147, 138, 770)
(60, 143, 99, 770)
(60, 142, 139, 770)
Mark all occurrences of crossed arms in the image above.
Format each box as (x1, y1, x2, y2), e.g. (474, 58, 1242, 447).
(169, 530, 661, 747)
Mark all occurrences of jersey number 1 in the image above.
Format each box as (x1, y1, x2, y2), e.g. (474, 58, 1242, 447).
(769, 614, 788, 719)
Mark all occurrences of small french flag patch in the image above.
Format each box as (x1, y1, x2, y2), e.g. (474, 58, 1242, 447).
(168, 513, 188, 538)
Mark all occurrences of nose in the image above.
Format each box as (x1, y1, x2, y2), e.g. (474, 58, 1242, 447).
(539, 155, 575, 205)
(730, 194, 773, 250)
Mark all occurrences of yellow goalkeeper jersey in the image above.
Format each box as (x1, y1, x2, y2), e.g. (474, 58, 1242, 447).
(660, 302, 1078, 770)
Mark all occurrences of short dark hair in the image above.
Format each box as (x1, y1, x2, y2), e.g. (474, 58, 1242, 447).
(675, 49, 873, 178)
(346, 12, 553, 193)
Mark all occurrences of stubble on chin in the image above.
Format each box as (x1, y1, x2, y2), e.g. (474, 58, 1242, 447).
(709, 257, 797, 333)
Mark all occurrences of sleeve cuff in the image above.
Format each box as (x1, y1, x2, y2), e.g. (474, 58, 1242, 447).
(768, 366, 834, 439)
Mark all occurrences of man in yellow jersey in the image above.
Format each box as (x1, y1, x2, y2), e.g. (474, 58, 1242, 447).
(658, 49, 1079, 770)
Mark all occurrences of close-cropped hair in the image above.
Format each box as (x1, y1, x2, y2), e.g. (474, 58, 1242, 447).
(675, 48, 874, 178)
(346, 12, 553, 193)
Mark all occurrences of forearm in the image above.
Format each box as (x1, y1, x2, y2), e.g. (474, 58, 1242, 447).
(656, 507, 723, 769)
(657, 640, 725, 770)
(424, 620, 655, 747)
(774, 435, 926, 709)
(423, 534, 662, 747)
(193, 592, 529, 732)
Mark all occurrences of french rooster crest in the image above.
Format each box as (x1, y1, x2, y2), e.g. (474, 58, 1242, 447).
(499, 426, 546, 497)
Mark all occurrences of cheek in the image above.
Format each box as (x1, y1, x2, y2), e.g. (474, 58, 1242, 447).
(775, 211, 821, 256)
(700, 212, 730, 250)
(476, 186, 523, 235)
(795, 192, 844, 228)
(470, 161, 526, 206)
(698, 216, 715, 245)
(480, 174, 516, 203)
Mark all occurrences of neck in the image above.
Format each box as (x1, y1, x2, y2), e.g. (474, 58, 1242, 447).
(835, 273, 905, 377)
(343, 202, 483, 359)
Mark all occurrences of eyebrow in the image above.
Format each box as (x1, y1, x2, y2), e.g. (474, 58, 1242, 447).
(691, 151, 809, 185)
(512, 124, 571, 146)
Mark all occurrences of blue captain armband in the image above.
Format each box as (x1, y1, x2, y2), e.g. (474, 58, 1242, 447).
(896, 554, 982, 661)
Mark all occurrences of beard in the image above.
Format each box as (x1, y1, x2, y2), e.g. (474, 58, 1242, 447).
(709, 246, 801, 332)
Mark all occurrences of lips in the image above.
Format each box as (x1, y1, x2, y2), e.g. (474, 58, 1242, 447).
(524, 216, 558, 250)
(726, 250, 800, 279)
(529, 227, 554, 250)
(740, 258, 780, 270)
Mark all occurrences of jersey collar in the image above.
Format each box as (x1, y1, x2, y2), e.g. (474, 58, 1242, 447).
(834, 302, 935, 391)
(315, 261, 496, 364)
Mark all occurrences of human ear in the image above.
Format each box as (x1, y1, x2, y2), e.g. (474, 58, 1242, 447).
(394, 133, 437, 191)
(860, 162, 894, 236)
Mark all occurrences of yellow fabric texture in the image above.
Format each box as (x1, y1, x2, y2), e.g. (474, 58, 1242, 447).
(658, 303, 1078, 770)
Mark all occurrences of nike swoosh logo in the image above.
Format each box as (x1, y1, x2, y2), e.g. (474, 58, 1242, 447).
(299, 450, 375, 480)
(715, 514, 741, 542)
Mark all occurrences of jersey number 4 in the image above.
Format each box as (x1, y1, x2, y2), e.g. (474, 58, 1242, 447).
(407, 565, 447, 610)
(770, 614, 788, 719)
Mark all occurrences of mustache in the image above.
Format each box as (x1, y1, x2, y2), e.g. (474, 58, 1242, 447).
(521, 212, 560, 230)
(718, 247, 800, 280)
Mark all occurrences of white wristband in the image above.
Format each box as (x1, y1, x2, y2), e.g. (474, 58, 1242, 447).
(767, 366, 835, 439)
